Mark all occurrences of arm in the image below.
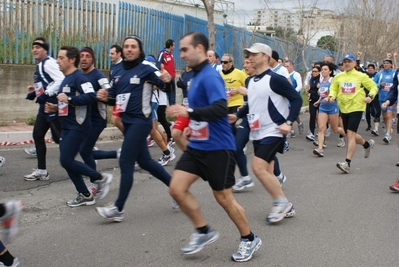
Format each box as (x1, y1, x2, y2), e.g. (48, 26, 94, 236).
(294, 72, 303, 92)
(384, 70, 399, 105)
(270, 75, 302, 122)
(67, 81, 97, 106)
(43, 60, 64, 96)
(188, 99, 228, 121)
(236, 103, 249, 118)
(362, 74, 378, 99)
(328, 76, 339, 99)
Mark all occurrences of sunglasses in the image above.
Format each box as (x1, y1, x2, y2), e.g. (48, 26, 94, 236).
(312, 70, 319, 73)
(221, 61, 231, 64)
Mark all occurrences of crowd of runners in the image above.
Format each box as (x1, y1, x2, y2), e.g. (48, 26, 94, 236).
(1, 31, 399, 266)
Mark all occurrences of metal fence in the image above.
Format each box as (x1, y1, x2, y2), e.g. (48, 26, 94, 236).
(1, 0, 336, 70)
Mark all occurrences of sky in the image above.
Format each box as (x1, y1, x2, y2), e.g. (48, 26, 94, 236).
(231, 0, 342, 26)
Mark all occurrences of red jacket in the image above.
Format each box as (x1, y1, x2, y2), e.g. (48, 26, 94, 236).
(157, 48, 176, 79)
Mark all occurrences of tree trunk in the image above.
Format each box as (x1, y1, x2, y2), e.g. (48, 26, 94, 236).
(201, 0, 216, 50)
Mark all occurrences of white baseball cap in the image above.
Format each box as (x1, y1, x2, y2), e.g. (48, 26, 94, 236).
(243, 43, 272, 57)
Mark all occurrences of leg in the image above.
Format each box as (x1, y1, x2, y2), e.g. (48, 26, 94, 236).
(111, 114, 124, 133)
(172, 128, 188, 151)
(32, 116, 50, 170)
(157, 105, 172, 140)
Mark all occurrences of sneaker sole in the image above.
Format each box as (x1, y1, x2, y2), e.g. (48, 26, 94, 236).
(232, 182, 255, 192)
(313, 150, 324, 157)
(389, 186, 399, 192)
(95, 207, 124, 222)
(160, 153, 176, 166)
(24, 175, 50, 181)
(266, 202, 293, 223)
(336, 163, 350, 174)
(67, 200, 95, 207)
(181, 231, 220, 255)
(231, 238, 262, 262)
(383, 138, 389, 144)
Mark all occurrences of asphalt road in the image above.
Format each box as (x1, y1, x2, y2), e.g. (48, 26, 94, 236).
(0, 117, 398, 267)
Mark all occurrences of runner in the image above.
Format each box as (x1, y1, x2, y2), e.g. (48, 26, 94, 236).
(167, 32, 261, 262)
(109, 44, 124, 132)
(328, 54, 377, 173)
(24, 37, 64, 181)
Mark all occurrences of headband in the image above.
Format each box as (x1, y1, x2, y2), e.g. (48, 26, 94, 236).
(32, 41, 49, 52)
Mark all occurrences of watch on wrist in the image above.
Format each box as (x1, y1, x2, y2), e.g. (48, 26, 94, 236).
(68, 97, 72, 101)
(367, 94, 373, 100)
(187, 108, 194, 116)
(286, 120, 293, 126)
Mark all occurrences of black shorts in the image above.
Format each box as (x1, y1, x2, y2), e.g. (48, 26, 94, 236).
(175, 147, 236, 191)
(253, 137, 284, 163)
(340, 111, 363, 133)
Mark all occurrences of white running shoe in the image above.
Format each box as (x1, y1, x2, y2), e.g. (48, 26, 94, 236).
(24, 169, 49, 181)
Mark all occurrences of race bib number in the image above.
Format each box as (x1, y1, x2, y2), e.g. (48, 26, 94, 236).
(340, 82, 356, 94)
(247, 113, 260, 131)
(130, 77, 140, 84)
(182, 98, 189, 108)
(115, 93, 131, 113)
(319, 87, 329, 98)
(34, 82, 44, 97)
(81, 82, 94, 93)
(383, 83, 392, 91)
(189, 120, 209, 140)
(225, 88, 232, 98)
(58, 102, 68, 116)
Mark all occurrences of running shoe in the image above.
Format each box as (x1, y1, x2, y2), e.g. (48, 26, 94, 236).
(313, 148, 324, 157)
(336, 162, 350, 174)
(290, 130, 296, 138)
(298, 121, 304, 135)
(277, 173, 287, 187)
(306, 133, 315, 141)
(23, 147, 37, 156)
(88, 183, 99, 198)
(389, 179, 399, 192)
(285, 205, 296, 218)
(147, 137, 155, 147)
(4, 257, 21, 267)
(396, 162, 399, 167)
(167, 137, 175, 147)
(231, 235, 262, 262)
(96, 205, 124, 222)
(232, 176, 254, 191)
(0, 200, 23, 244)
(366, 126, 371, 131)
(371, 128, 379, 136)
(24, 169, 50, 181)
(266, 201, 293, 223)
(383, 134, 391, 144)
(283, 141, 289, 153)
(94, 173, 113, 200)
(337, 137, 346, 148)
(66, 193, 95, 207)
(158, 151, 176, 166)
(181, 228, 220, 254)
(364, 139, 375, 158)
(0, 156, 5, 172)
(172, 200, 180, 210)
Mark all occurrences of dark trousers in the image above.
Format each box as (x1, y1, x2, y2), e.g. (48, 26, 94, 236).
(33, 116, 61, 170)
(115, 122, 171, 210)
(308, 101, 318, 135)
(59, 129, 101, 194)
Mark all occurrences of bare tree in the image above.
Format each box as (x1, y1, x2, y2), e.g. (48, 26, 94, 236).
(336, 0, 399, 64)
(201, 0, 217, 50)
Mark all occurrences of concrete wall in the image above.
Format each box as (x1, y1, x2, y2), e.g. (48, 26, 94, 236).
(0, 64, 183, 123)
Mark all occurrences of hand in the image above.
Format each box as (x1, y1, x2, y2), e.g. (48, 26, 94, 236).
(329, 97, 336, 104)
(313, 101, 319, 107)
(316, 83, 320, 89)
(364, 96, 373, 104)
(381, 101, 390, 110)
(27, 85, 35, 92)
(237, 86, 248, 96)
(387, 52, 392, 58)
(182, 127, 191, 139)
(159, 64, 172, 83)
(394, 51, 398, 57)
(97, 89, 108, 101)
(357, 51, 362, 58)
(380, 81, 386, 87)
(275, 123, 291, 135)
(44, 102, 58, 113)
(321, 98, 329, 104)
(57, 93, 68, 103)
(228, 114, 238, 124)
(166, 105, 188, 117)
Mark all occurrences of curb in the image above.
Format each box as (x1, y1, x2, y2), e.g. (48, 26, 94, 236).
(0, 127, 123, 145)
(0, 107, 309, 145)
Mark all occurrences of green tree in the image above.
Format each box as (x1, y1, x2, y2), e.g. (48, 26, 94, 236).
(317, 35, 337, 51)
